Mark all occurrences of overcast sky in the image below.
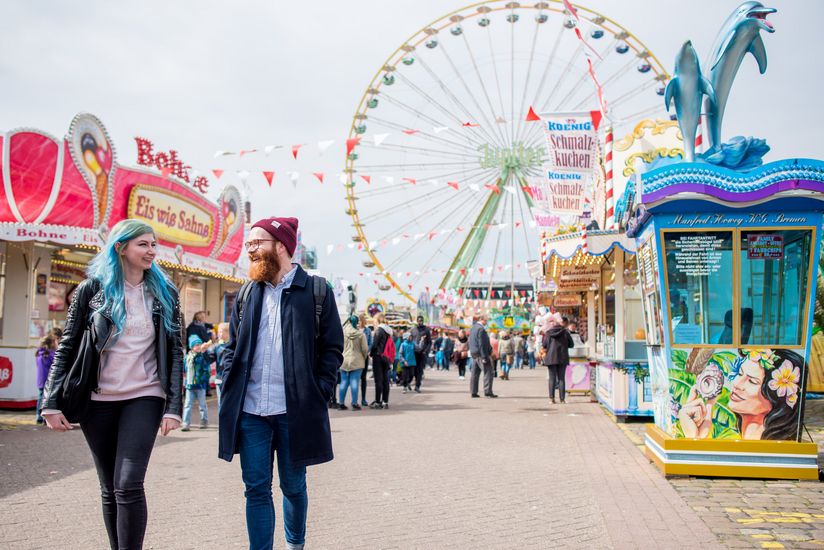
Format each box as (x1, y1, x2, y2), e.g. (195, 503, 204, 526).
(0, 1, 819, 305)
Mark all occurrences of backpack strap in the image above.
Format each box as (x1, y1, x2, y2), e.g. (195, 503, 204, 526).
(312, 276, 327, 339)
(236, 281, 255, 326)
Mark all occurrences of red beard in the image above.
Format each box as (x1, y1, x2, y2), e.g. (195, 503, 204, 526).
(248, 249, 280, 282)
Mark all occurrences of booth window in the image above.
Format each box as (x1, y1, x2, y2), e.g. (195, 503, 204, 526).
(663, 231, 734, 346)
(740, 229, 811, 346)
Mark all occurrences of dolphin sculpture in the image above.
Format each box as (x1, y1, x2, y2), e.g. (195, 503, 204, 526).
(704, 1, 776, 150)
(665, 41, 715, 162)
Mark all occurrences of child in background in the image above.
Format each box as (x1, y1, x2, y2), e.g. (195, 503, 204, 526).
(35, 334, 57, 424)
(209, 323, 230, 410)
(182, 334, 211, 431)
(399, 332, 417, 393)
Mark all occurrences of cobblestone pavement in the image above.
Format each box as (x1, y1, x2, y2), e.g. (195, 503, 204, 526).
(616, 400, 824, 549)
(0, 369, 719, 549)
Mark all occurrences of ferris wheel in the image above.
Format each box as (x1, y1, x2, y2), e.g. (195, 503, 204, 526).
(344, 1, 669, 303)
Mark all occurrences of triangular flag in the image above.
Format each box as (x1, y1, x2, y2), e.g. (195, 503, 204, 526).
(590, 110, 603, 131)
(402, 129, 420, 135)
(515, 221, 522, 228)
(433, 126, 449, 134)
(313, 172, 325, 184)
(264, 145, 280, 155)
(469, 184, 480, 192)
(428, 231, 438, 240)
(484, 183, 500, 194)
(447, 181, 460, 190)
(522, 185, 534, 199)
(263, 171, 275, 186)
(462, 122, 480, 127)
(237, 170, 250, 184)
(504, 185, 516, 194)
(291, 144, 302, 159)
(479, 267, 485, 274)
(288, 171, 299, 187)
(346, 136, 362, 156)
(373, 133, 389, 146)
(360, 175, 371, 185)
(212, 169, 224, 179)
(326, 244, 334, 255)
(526, 106, 541, 121)
(239, 149, 257, 157)
(402, 178, 417, 185)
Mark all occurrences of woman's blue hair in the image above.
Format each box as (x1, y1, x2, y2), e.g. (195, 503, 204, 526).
(87, 219, 178, 335)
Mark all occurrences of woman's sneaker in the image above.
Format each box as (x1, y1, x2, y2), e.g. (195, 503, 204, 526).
(181, 424, 190, 432)
(352, 404, 362, 410)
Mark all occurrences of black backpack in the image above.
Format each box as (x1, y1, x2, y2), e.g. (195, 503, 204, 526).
(235, 276, 327, 337)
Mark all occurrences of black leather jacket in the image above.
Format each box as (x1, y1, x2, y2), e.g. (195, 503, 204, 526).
(41, 278, 185, 417)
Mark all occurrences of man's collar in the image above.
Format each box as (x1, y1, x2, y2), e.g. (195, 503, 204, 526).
(264, 263, 301, 289)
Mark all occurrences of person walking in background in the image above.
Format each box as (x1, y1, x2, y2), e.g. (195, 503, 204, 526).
(498, 331, 514, 380)
(542, 314, 574, 404)
(35, 334, 57, 424)
(360, 315, 372, 407)
(399, 332, 416, 393)
(390, 330, 402, 385)
(469, 314, 496, 398)
(41, 219, 184, 550)
(340, 315, 368, 410)
(441, 332, 454, 372)
(368, 313, 393, 409)
(186, 310, 212, 351)
(512, 332, 525, 370)
(218, 216, 343, 550)
(527, 329, 537, 369)
(455, 329, 469, 380)
(433, 331, 445, 370)
(489, 331, 500, 379)
(410, 315, 431, 393)
(182, 335, 211, 431)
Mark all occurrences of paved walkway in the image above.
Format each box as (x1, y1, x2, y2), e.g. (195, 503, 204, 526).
(1, 368, 719, 549)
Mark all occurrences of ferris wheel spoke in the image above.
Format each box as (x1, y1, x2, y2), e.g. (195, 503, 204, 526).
(460, 34, 508, 147)
(509, 9, 516, 148)
(366, 113, 482, 154)
(375, 94, 485, 152)
(359, 171, 492, 227)
(486, 28, 509, 148)
(359, 141, 480, 161)
(511, 17, 541, 149)
(371, 187, 477, 243)
(395, 188, 491, 282)
(353, 160, 481, 171)
(571, 56, 637, 111)
(608, 79, 659, 112)
(382, 184, 491, 274)
(413, 55, 503, 148)
(437, 42, 508, 149)
(365, 167, 498, 231)
(391, 71, 478, 136)
(523, 18, 565, 120)
(354, 165, 495, 198)
(538, 46, 584, 114)
(552, 39, 617, 112)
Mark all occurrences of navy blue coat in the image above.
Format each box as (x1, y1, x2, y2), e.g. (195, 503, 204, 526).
(218, 266, 343, 467)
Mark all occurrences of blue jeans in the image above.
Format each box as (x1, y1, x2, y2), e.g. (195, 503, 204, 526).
(182, 388, 208, 426)
(238, 412, 308, 549)
(528, 351, 536, 369)
(514, 354, 523, 369)
(339, 369, 362, 405)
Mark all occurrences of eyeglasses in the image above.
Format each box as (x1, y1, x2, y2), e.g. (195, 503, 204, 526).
(244, 239, 276, 251)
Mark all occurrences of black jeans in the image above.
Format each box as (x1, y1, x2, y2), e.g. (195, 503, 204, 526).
(548, 364, 567, 401)
(457, 358, 467, 377)
(360, 359, 368, 404)
(413, 352, 426, 389)
(80, 396, 165, 550)
(372, 356, 390, 404)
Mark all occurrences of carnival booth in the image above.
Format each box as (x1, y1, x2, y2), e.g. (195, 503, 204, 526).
(0, 113, 246, 407)
(541, 230, 651, 413)
(627, 2, 824, 479)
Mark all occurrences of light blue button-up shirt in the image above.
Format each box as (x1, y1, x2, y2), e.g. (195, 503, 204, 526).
(243, 265, 298, 416)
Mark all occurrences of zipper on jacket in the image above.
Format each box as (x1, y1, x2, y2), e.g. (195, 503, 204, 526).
(94, 323, 114, 394)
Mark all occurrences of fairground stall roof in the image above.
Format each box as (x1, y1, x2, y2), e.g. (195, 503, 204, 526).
(0, 113, 245, 281)
(627, 159, 824, 237)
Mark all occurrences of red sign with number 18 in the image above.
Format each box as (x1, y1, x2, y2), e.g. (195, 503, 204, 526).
(0, 357, 12, 389)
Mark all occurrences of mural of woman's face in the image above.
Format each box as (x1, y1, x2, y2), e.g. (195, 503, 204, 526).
(728, 359, 771, 417)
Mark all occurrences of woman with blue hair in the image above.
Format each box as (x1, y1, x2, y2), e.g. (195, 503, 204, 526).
(40, 219, 184, 549)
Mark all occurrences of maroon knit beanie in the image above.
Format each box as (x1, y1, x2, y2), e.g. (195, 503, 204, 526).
(251, 217, 299, 256)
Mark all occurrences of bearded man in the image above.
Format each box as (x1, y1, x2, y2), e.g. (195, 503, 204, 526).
(218, 216, 343, 550)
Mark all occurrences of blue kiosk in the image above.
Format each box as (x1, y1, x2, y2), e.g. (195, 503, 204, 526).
(625, 2, 824, 479)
